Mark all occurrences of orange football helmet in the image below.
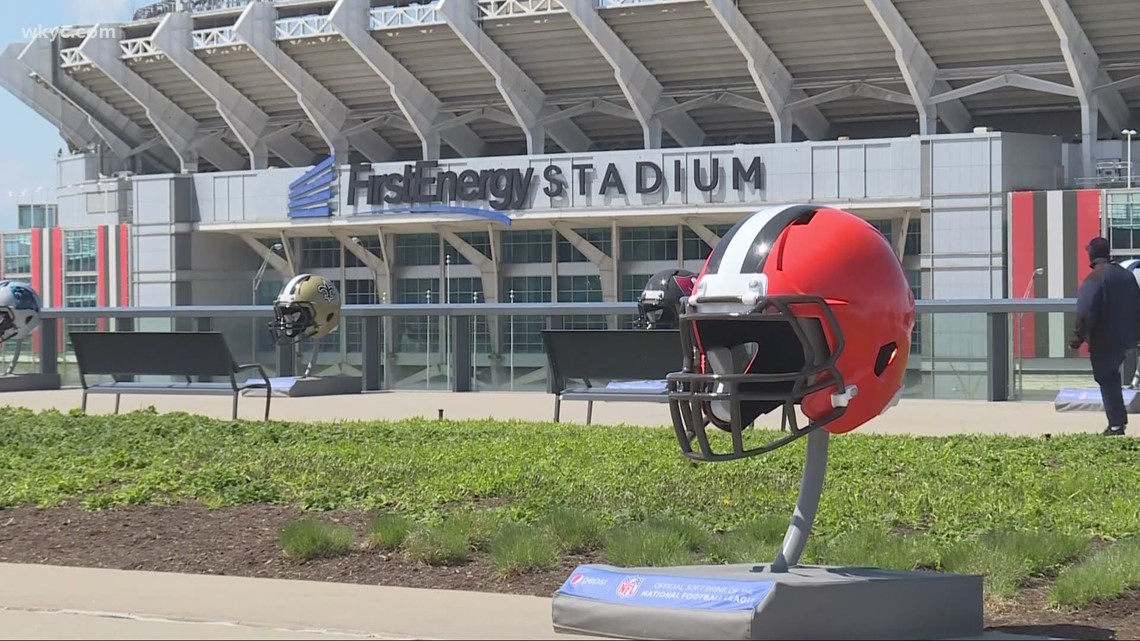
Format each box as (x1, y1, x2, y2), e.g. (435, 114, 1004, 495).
(667, 204, 915, 461)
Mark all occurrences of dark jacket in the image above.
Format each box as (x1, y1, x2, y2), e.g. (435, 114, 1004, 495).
(1074, 258, 1140, 354)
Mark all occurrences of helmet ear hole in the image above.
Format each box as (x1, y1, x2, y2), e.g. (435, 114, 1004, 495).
(874, 342, 899, 377)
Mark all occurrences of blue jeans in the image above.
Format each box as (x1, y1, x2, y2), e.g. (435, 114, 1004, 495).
(1091, 349, 1128, 428)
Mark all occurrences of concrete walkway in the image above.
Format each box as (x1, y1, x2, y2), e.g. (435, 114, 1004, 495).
(0, 563, 594, 640)
(0, 388, 1111, 437)
(0, 563, 1060, 640)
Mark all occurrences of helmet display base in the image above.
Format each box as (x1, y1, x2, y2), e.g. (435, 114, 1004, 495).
(551, 562, 983, 640)
(1054, 386, 1140, 413)
(0, 372, 61, 392)
(241, 375, 361, 398)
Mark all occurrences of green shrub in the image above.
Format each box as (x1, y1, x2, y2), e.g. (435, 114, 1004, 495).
(367, 513, 412, 551)
(278, 519, 355, 561)
(491, 524, 559, 575)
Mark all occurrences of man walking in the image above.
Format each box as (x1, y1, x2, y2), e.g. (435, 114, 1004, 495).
(1070, 237, 1140, 436)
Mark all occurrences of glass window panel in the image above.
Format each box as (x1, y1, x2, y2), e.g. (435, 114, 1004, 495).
(300, 238, 341, 269)
(2, 233, 31, 275)
(394, 277, 439, 353)
(620, 226, 677, 261)
(558, 275, 606, 330)
(445, 276, 490, 351)
(502, 275, 551, 353)
(65, 229, 98, 273)
(343, 279, 377, 354)
(64, 274, 99, 342)
(395, 233, 440, 267)
(501, 230, 552, 264)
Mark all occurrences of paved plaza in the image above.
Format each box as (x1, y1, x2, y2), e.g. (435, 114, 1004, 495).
(0, 387, 1112, 437)
(0, 562, 596, 640)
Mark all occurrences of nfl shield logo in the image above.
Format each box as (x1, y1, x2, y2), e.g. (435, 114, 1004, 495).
(616, 576, 644, 598)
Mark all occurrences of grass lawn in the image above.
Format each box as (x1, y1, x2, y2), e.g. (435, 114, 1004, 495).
(3, 405, 1140, 609)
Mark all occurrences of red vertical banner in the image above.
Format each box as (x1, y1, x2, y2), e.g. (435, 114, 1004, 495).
(96, 226, 108, 331)
(119, 224, 130, 307)
(29, 228, 42, 354)
(1074, 189, 1102, 358)
(1010, 191, 1036, 359)
(52, 227, 63, 350)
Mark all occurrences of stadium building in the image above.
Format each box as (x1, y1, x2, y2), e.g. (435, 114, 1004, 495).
(0, 0, 1139, 396)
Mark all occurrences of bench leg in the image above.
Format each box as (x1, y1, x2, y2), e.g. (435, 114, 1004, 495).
(113, 394, 121, 415)
(232, 393, 239, 422)
(586, 400, 593, 426)
(264, 388, 271, 422)
(553, 397, 561, 423)
(81, 390, 88, 415)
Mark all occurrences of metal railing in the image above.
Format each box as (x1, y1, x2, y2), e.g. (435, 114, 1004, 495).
(21, 298, 1081, 401)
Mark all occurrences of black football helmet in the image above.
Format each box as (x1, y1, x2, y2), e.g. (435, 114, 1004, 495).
(636, 268, 696, 330)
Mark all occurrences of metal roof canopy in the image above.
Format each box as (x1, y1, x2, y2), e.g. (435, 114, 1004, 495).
(1, 0, 1137, 176)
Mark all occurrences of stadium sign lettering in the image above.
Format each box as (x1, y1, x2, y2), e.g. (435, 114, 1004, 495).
(345, 157, 764, 212)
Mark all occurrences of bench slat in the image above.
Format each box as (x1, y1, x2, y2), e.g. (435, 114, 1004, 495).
(71, 332, 273, 422)
(70, 331, 241, 378)
(542, 329, 686, 423)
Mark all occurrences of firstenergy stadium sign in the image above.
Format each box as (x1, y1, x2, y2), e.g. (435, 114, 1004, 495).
(342, 150, 766, 215)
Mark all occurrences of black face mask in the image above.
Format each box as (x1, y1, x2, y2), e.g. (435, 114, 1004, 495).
(0, 310, 16, 342)
(268, 303, 315, 345)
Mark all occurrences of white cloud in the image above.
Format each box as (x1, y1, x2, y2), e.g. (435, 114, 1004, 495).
(65, 0, 134, 26)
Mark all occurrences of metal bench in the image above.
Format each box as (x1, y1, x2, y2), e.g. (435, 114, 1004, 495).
(541, 329, 684, 424)
(70, 331, 273, 421)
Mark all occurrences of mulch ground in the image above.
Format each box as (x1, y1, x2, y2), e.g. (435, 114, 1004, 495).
(0, 502, 1137, 640)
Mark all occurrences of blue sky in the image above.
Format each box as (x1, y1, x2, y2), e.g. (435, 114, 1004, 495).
(0, 0, 135, 228)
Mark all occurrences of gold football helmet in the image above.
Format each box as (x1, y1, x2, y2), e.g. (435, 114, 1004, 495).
(269, 273, 342, 344)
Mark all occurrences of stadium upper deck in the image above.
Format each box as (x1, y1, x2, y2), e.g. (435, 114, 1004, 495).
(2, 0, 1139, 181)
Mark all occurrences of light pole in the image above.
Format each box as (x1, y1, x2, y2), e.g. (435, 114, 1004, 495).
(444, 254, 451, 390)
(1016, 266, 1045, 399)
(1124, 129, 1137, 189)
(252, 242, 284, 359)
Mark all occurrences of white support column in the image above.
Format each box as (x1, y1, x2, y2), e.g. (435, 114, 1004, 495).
(330, 0, 486, 160)
(233, 1, 395, 163)
(440, 229, 500, 303)
(553, 222, 616, 301)
(78, 23, 245, 173)
(0, 43, 102, 151)
(558, 0, 704, 149)
(240, 234, 295, 279)
(377, 229, 395, 302)
(703, 0, 828, 142)
(864, 0, 971, 134)
(330, 229, 391, 300)
(439, 0, 591, 154)
(685, 219, 722, 248)
(152, 12, 314, 169)
(892, 211, 911, 261)
(21, 38, 178, 172)
(1039, 0, 1130, 179)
